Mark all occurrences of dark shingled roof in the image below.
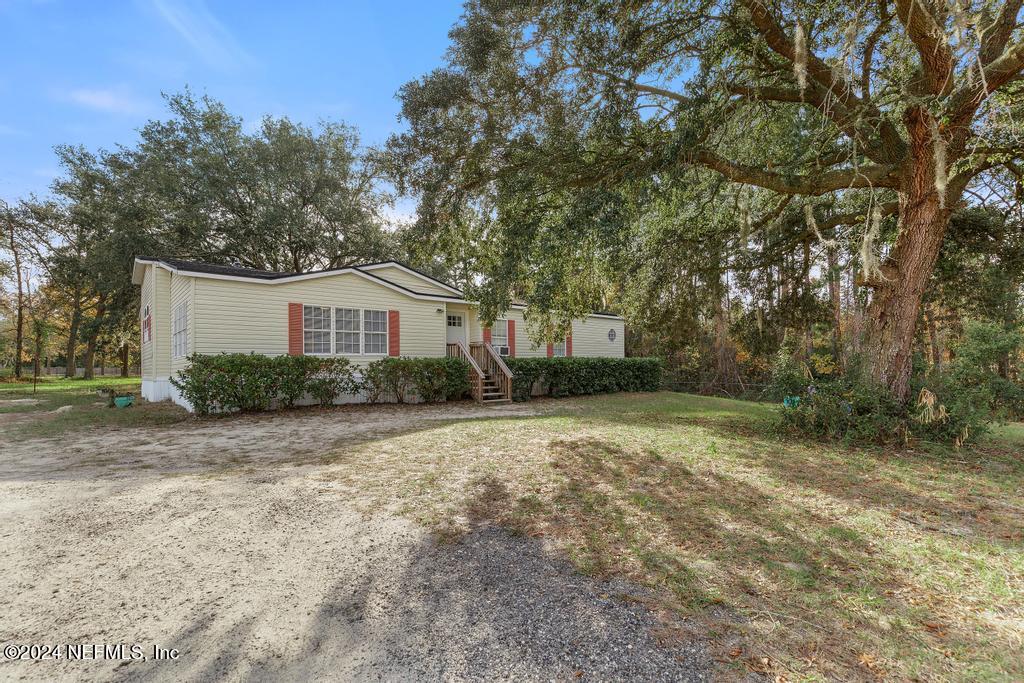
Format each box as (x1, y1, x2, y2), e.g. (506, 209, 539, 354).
(135, 256, 467, 299)
(137, 257, 289, 280)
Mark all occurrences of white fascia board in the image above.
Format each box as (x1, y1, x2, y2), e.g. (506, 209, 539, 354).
(133, 258, 466, 303)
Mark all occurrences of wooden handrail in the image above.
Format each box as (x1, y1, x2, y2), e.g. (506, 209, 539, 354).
(447, 340, 485, 401)
(482, 342, 514, 380)
(455, 340, 485, 377)
(469, 341, 514, 401)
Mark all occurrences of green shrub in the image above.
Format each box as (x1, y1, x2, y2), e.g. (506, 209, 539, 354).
(273, 355, 322, 408)
(408, 357, 471, 402)
(307, 357, 358, 407)
(363, 356, 471, 403)
(776, 362, 995, 448)
(171, 353, 281, 414)
(948, 321, 1024, 419)
(173, 353, 355, 413)
(360, 360, 389, 403)
(505, 357, 662, 401)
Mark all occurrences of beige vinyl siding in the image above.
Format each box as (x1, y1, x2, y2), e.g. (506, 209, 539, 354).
(502, 309, 547, 358)
(571, 316, 625, 357)
(363, 265, 458, 297)
(169, 274, 195, 374)
(192, 272, 445, 363)
(468, 308, 623, 358)
(153, 266, 172, 378)
(140, 265, 155, 379)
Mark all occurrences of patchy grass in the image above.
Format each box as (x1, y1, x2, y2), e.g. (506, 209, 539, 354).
(0, 376, 187, 437)
(991, 420, 1024, 447)
(323, 392, 1024, 681)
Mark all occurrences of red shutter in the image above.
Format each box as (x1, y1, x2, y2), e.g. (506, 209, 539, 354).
(547, 343, 554, 358)
(483, 327, 492, 344)
(566, 335, 573, 357)
(508, 320, 516, 357)
(388, 310, 400, 356)
(288, 303, 303, 355)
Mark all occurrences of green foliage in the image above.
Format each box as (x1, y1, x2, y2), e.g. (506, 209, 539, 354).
(773, 349, 1012, 448)
(172, 353, 471, 414)
(171, 353, 279, 414)
(306, 357, 358, 407)
(766, 346, 810, 401)
(409, 357, 472, 402)
(947, 321, 1024, 418)
(272, 355, 323, 408)
(360, 360, 390, 404)
(505, 357, 662, 401)
(363, 356, 471, 403)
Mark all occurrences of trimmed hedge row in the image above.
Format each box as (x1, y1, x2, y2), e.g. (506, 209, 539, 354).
(504, 357, 662, 401)
(171, 353, 470, 415)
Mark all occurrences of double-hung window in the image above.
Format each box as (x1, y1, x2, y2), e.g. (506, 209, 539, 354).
(303, 305, 332, 354)
(491, 319, 510, 356)
(552, 340, 567, 357)
(363, 310, 388, 354)
(141, 305, 152, 344)
(305, 305, 387, 355)
(171, 302, 188, 358)
(335, 308, 361, 354)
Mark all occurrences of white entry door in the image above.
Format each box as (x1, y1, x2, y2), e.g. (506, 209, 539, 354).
(446, 313, 465, 345)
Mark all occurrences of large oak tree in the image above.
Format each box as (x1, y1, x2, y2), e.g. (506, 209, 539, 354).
(390, 0, 1024, 400)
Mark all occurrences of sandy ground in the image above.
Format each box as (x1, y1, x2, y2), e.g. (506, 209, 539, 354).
(0, 402, 714, 681)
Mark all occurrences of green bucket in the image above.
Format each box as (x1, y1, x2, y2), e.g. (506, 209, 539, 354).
(114, 395, 135, 408)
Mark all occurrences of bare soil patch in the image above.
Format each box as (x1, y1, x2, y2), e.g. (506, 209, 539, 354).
(0, 400, 715, 682)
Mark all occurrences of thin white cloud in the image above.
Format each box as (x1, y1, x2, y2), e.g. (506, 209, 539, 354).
(151, 0, 255, 71)
(62, 87, 149, 114)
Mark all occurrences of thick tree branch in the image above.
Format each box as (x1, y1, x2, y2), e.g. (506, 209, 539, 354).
(981, 0, 1024, 65)
(687, 149, 899, 195)
(726, 83, 891, 164)
(579, 66, 691, 104)
(819, 201, 899, 229)
(861, 5, 893, 100)
(946, 39, 1024, 153)
(893, 0, 955, 94)
(738, 0, 908, 164)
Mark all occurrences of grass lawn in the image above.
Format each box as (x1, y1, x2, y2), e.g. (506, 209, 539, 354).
(1, 384, 1020, 680)
(0, 376, 186, 437)
(322, 392, 1024, 681)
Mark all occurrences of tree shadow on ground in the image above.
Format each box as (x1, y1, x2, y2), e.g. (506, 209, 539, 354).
(453, 434, 1010, 680)
(112, 523, 717, 682)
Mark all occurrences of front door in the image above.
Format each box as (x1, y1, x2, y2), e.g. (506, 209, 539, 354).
(446, 313, 465, 346)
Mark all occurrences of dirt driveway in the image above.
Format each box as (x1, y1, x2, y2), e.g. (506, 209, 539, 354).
(0, 402, 714, 681)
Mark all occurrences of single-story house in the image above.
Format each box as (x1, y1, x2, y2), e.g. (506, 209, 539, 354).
(132, 257, 624, 409)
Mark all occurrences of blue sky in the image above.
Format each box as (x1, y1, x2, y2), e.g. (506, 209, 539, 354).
(0, 0, 464, 209)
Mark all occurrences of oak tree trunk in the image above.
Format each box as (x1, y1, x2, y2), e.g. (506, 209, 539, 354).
(83, 339, 96, 380)
(865, 109, 950, 401)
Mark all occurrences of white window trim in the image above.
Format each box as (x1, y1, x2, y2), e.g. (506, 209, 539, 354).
(491, 319, 511, 357)
(303, 304, 333, 356)
(171, 302, 188, 359)
(552, 340, 567, 357)
(141, 305, 151, 344)
(361, 309, 389, 356)
(304, 304, 390, 356)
